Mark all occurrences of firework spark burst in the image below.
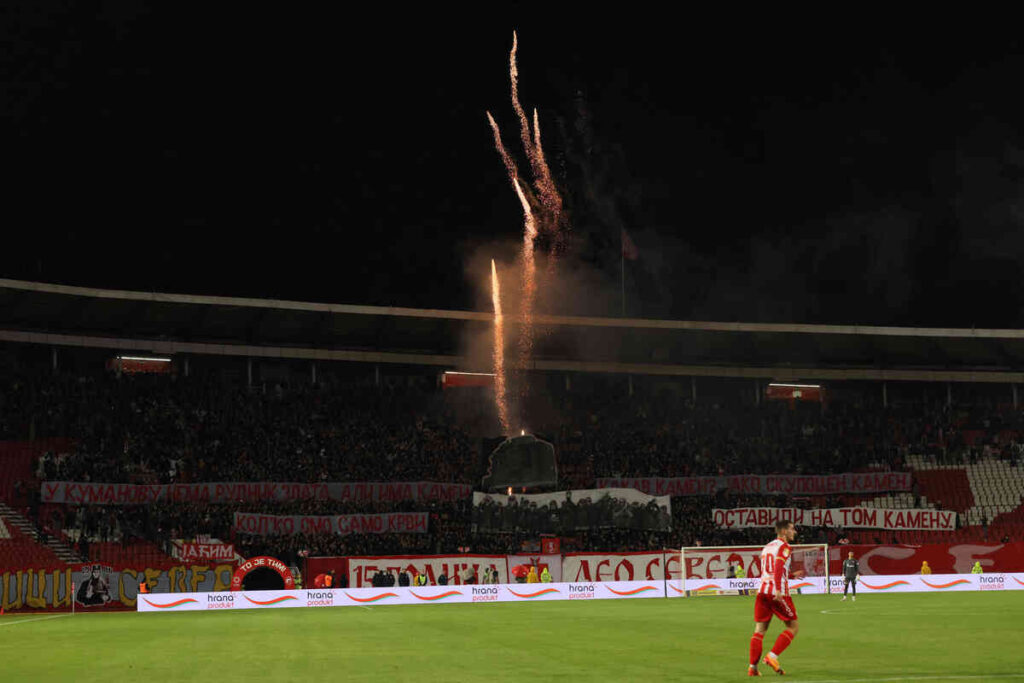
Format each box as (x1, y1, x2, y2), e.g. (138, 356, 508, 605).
(490, 259, 511, 435)
(507, 32, 562, 226)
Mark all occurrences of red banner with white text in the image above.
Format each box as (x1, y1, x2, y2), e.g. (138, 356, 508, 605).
(597, 472, 912, 496)
(40, 481, 471, 505)
(830, 543, 1024, 575)
(233, 512, 428, 536)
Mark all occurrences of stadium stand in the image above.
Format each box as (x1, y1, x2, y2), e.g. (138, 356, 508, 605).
(907, 453, 1024, 541)
(2, 365, 1024, 562)
(2, 279, 1024, 578)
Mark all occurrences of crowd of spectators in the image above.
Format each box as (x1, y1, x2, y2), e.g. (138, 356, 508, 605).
(4, 366, 1024, 560)
(550, 395, 967, 480)
(8, 372, 475, 485)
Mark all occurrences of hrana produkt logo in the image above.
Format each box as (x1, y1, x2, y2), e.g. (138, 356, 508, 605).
(206, 594, 236, 609)
(979, 575, 1005, 591)
(471, 586, 499, 602)
(568, 584, 595, 600)
(306, 590, 335, 606)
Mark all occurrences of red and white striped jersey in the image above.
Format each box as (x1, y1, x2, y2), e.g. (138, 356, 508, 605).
(757, 538, 792, 597)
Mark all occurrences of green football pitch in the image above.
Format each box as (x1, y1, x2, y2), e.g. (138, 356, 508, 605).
(1, 592, 1021, 682)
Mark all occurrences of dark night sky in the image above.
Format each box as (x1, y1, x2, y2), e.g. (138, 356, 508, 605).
(4, 4, 1024, 327)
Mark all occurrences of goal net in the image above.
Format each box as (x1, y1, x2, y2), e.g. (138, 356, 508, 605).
(674, 544, 829, 597)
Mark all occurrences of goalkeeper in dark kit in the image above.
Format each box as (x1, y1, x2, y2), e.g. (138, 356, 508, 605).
(841, 551, 859, 601)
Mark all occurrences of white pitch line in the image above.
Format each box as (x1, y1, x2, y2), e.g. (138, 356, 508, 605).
(0, 614, 70, 627)
(801, 675, 1024, 683)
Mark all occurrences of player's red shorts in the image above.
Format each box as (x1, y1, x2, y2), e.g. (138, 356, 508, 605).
(754, 593, 797, 623)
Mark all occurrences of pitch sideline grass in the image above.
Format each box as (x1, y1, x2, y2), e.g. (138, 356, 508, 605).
(0, 592, 1021, 682)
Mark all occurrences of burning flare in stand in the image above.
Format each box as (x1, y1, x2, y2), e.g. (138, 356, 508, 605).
(491, 259, 511, 435)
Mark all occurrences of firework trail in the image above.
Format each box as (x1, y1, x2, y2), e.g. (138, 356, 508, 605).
(531, 107, 562, 223)
(486, 112, 520, 187)
(509, 32, 535, 175)
(491, 259, 511, 435)
(513, 178, 538, 367)
(486, 32, 568, 431)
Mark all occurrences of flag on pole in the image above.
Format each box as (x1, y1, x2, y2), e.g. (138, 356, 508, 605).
(621, 228, 639, 260)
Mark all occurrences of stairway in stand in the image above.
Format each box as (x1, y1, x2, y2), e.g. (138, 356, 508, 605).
(0, 502, 80, 564)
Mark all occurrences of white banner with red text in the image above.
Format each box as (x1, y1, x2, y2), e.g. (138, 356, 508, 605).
(343, 551, 683, 586)
(678, 542, 1024, 579)
(712, 507, 957, 531)
(136, 574, 1024, 611)
(676, 573, 1024, 596)
(507, 554, 562, 583)
(597, 472, 912, 497)
(233, 512, 428, 536)
(136, 581, 667, 612)
(40, 481, 471, 505)
(176, 542, 235, 562)
(561, 551, 682, 583)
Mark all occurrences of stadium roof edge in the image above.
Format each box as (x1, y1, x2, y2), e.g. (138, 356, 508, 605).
(3, 328, 1023, 383)
(2, 277, 1023, 338)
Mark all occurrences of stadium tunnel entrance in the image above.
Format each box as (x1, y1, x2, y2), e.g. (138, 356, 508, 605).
(241, 567, 284, 591)
(231, 556, 296, 591)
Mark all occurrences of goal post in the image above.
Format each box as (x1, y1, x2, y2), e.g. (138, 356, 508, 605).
(676, 544, 829, 597)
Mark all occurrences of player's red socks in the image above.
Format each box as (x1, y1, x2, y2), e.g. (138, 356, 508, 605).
(749, 632, 765, 666)
(770, 629, 795, 658)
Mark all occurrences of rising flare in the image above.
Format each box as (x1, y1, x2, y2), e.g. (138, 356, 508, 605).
(491, 259, 511, 435)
